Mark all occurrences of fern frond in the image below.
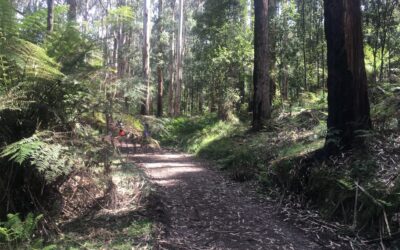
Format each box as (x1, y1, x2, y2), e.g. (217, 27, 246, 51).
(0, 213, 43, 244)
(0, 86, 30, 111)
(4, 38, 64, 82)
(0, 135, 44, 164)
(1, 134, 73, 182)
(30, 143, 72, 181)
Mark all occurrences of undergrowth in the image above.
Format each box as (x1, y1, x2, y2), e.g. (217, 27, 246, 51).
(157, 91, 400, 243)
(0, 213, 55, 250)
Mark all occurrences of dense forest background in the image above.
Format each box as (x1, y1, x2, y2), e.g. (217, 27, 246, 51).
(0, 0, 400, 248)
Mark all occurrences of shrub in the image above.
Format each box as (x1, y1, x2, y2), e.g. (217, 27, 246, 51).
(0, 213, 55, 250)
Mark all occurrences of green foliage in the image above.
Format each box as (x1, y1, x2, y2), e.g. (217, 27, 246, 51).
(277, 139, 324, 160)
(0, 134, 44, 164)
(1, 133, 73, 182)
(45, 25, 94, 73)
(370, 84, 400, 130)
(107, 6, 135, 24)
(0, 39, 63, 86)
(0, 213, 45, 249)
(0, 86, 29, 111)
(0, 0, 17, 38)
(158, 114, 240, 153)
(19, 5, 69, 44)
(127, 219, 152, 238)
(192, 0, 253, 116)
(269, 154, 400, 236)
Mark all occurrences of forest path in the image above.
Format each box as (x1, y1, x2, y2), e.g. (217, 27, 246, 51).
(133, 150, 321, 250)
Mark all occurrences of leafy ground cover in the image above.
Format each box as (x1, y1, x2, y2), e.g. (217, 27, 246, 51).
(156, 91, 400, 248)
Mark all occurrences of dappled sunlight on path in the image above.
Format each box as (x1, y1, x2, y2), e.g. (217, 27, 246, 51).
(135, 153, 205, 186)
(133, 151, 322, 250)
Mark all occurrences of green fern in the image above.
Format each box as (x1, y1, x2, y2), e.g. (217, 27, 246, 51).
(30, 143, 72, 181)
(4, 38, 64, 82)
(0, 135, 44, 165)
(0, 213, 43, 246)
(0, 227, 10, 242)
(0, 86, 29, 111)
(0, 0, 64, 88)
(1, 134, 73, 182)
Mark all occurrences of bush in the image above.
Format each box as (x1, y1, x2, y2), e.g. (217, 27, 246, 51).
(0, 213, 55, 250)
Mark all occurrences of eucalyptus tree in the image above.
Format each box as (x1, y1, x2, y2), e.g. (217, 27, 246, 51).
(174, 0, 184, 116)
(142, 0, 151, 115)
(324, 0, 371, 153)
(66, 0, 77, 21)
(156, 0, 165, 117)
(253, 0, 271, 130)
(168, 0, 177, 116)
(46, 0, 54, 32)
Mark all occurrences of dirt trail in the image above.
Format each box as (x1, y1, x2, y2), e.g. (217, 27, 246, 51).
(134, 151, 322, 250)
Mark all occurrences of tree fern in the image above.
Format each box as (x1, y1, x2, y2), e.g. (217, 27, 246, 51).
(0, 135, 44, 165)
(0, 86, 28, 111)
(1, 133, 73, 182)
(0, 0, 64, 87)
(3, 38, 64, 82)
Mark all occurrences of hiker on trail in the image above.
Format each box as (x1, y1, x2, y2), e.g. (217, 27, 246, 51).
(116, 120, 125, 137)
(143, 123, 150, 140)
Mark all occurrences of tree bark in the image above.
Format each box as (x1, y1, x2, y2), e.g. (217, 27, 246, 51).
(155, 0, 165, 117)
(67, 0, 77, 21)
(141, 0, 151, 115)
(46, 0, 54, 32)
(324, 0, 372, 154)
(252, 0, 271, 130)
(168, 0, 177, 116)
(157, 65, 164, 117)
(302, 0, 308, 91)
(174, 0, 184, 116)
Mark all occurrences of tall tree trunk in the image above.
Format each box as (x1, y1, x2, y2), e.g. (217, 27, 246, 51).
(252, 0, 271, 130)
(324, 0, 372, 154)
(46, 0, 54, 32)
(67, 0, 77, 21)
(141, 0, 151, 115)
(322, 37, 326, 96)
(302, 0, 308, 91)
(117, 25, 127, 78)
(157, 0, 164, 117)
(372, 0, 382, 85)
(269, 0, 277, 103)
(379, 29, 387, 83)
(157, 66, 164, 117)
(174, 0, 184, 116)
(168, 0, 177, 116)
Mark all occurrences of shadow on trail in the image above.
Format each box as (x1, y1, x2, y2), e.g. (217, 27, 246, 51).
(134, 151, 325, 250)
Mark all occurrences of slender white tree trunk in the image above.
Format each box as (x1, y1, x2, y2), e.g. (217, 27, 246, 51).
(142, 0, 151, 115)
(168, 0, 176, 116)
